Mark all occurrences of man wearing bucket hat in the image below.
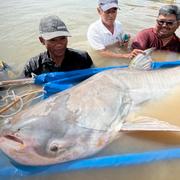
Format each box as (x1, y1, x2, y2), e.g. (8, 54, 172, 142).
(23, 15, 93, 77)
(87, 0, 143, 59)
(131, 5, 180, 52)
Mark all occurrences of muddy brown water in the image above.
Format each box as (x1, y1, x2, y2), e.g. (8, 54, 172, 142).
(0, 0, 180, 179)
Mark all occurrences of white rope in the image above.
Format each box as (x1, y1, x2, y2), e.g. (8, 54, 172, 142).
(0, 87, 11, 108)
(23, 93, 44, 106)
(0, 87, 44, 118)
(0, 95, 24, 118)
(0, 97, 8, 108)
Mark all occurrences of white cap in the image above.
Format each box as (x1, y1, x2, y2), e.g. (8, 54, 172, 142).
(98, 0, 119, 11)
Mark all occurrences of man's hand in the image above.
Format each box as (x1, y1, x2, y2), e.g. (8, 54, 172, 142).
(127, 49, 145, 59)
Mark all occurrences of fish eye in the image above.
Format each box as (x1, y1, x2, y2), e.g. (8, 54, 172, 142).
(50, 144, 59, 152)
(48, 141, 66, 155)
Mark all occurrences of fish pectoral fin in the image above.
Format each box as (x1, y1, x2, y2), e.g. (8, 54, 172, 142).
(128, 47, 155, 70)
(121, 116, 180, 132)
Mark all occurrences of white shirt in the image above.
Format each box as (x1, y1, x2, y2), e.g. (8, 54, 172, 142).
(87, 19, 124, 50)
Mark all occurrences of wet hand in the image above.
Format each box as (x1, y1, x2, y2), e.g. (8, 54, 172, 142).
(129, 49, 145, 59)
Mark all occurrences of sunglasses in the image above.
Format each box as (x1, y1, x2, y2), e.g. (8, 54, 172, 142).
(156, 19, 177, 26)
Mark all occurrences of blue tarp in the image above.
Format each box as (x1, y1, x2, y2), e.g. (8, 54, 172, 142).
(34, 61, 180, 98)
(1, 148, 180, 178)
(151, 60, 180, 69)
(34, 65, 127, 98)
(1, 60, 180, 177)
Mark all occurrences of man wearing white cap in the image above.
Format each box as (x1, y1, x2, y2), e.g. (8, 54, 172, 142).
(87, 0, 143, 59)
(23, 15, 93, 77)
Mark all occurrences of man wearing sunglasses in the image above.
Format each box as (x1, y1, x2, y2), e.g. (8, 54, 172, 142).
(131, 5, 180, 53)
(87, 0, 143, 60)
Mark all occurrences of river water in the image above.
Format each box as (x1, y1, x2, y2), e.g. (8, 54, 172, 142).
(0, 0, 179, 72)
(0, 0, 180, 180)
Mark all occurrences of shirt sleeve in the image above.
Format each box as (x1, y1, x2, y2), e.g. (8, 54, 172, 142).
(87, 24, 106, 50)
(131, 30, 150, 50)
(85, 52, 94, 67)
(22, 57, 40, 77)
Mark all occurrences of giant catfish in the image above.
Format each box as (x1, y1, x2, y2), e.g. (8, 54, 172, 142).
(1, 51, 180, 165)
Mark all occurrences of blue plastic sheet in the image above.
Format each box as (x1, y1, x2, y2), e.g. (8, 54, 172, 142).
(1, 148, 180, 178)
(34, 65, 127, 85)
(35, 65, 127, 98)
(151, 60, 180, 69)
(1, 60, 180, 178)
(34, 61, 180, 98)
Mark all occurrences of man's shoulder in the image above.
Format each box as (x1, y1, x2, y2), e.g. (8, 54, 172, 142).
(66, 48, 92, 61)
(114, 20, 122, 26)
(174, 33, 180, 41)
(134, 28, 155, 40)
(131, 28, 155, 50)
(67, 48, 88, 56)
(65, 48, 93, 66)
(137, 28, 154, 35)
(88, 20, 102, 31)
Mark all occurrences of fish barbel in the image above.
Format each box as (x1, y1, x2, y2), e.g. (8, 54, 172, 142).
(1, 51, 180, 165)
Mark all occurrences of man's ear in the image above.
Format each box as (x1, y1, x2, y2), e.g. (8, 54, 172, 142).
(97, 7, 101, 15)
(39, 37, 45, 45)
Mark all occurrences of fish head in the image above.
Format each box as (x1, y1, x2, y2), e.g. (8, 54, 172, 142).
(0, 115, 109, 166)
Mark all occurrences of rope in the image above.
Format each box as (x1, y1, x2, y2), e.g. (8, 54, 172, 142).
(0, 94, 24, 118)
(0, 88, 44, 118)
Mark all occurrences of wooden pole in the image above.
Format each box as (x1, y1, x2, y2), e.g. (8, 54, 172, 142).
(0, 78, 34, 88)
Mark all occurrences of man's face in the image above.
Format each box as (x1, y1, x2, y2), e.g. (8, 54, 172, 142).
(98, 7, 117, 27)
(40, 36, 68, 58)
(156, 14, 179, 38)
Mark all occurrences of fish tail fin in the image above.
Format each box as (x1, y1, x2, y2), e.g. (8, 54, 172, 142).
(121, 116, 180, 132)
(128, 47, 155, 71)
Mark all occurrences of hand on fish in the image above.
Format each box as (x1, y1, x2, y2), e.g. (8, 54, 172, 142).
(128, 49, 145, 59)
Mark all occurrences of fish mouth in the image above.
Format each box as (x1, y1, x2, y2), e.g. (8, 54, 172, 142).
(4, 135, 24, 145)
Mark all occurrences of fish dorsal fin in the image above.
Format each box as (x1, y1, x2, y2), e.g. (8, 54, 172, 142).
(121, 116, 180, 132)
(128, 48, 155, 71)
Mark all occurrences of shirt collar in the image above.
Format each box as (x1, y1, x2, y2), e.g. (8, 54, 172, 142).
(41, 51, 54, 65)
(99, 19, 115, 34)
(41, 49, 69, 66)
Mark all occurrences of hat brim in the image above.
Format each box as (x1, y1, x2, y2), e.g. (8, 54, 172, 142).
(40, 31, 71, 40)
(100, 3, 119, 11)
